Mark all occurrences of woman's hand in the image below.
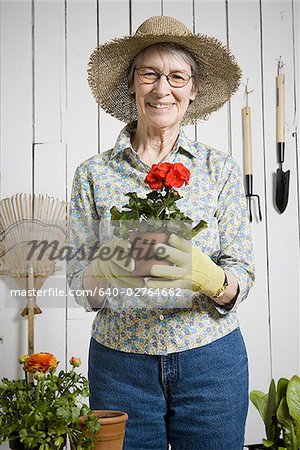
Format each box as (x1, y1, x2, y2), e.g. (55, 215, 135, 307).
(145, 234, 237, 303)
(88, 239, 145, 289)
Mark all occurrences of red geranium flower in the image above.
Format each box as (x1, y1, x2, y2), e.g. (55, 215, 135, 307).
(164, 163, 190, 188)
(144, 162, 173, 189)
(144, 162, 190, 189)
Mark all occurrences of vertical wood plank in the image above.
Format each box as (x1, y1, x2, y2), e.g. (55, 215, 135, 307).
(0, 0, 32, 195)
(33, 141, 67, 367)
(99, 1, 130, 153)
(194, 0, 229, 153)
(0, 282, 28, 380)
(228, 0, 271, 443)
(262, 0, 300, 380)
(33, 154, 67, 366)
(33, 0, 67, 367)
(162, 0, 196, 140)
(65, 0, 98, 374)
(65, 1, 100, 372)
(34, 0, 66, 143)
(131, 0, 161, 31)
(34, 143, 66, 197)
(0, 0, 33, 390)
(66, 0, 98, 195)
(65, 1, 97, 375)
(162, 0, 193, 28)
(293, 1, 300, 216)
(66, 316, 95, 379)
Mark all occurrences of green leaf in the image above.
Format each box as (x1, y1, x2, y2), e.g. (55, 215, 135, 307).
(110, 206, 122, 220)
(191, 220, 208, 237)
(250, 380, 280, 445)
(266, 379, 279, 442)
(286, 376, 300, 426)
(146, 191, 162, 201)
(262, 438, 275, 447)
(40, 444, 49, 450)
(277, 378, 289, 407)
(250, 390, 269, 423)
(286, 375, 300, 448)
(277, 397, 299, 450)
(54, 436, 64, 447)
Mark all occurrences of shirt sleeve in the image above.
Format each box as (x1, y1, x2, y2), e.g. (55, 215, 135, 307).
(67, 162, 100, 312)
(213, 155, 255, 314)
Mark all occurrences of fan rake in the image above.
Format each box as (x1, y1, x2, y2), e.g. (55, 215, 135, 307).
(0, 193, 67, 358)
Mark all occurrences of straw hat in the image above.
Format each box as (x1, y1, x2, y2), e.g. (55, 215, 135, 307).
(87, 16, 241, 124)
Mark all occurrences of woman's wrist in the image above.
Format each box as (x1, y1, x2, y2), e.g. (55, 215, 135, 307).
(212, 271, 239, 308)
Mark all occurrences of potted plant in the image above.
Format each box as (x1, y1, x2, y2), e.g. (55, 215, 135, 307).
(79, 410, 128, 450)
(110, 162, 207, 275)
(0, 353, 101, 450)
(248, 375, 300, 450)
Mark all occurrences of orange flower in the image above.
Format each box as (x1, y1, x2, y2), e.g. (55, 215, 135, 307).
(23, 352, 58, 374)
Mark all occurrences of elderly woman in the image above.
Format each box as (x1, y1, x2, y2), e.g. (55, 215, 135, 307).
(68, 16, 254, 450)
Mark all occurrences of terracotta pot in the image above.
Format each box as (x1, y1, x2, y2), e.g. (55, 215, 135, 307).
(128, 231, 172, 277)
(92, 410, 128, 450)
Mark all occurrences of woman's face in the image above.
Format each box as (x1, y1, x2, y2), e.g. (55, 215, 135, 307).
(129, 47, 197, 131)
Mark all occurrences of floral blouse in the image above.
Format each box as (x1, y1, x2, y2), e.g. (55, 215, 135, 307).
(67, 122, 255, 355)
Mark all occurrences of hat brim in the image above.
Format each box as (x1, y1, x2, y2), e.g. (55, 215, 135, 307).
(87, 33, 241, 124)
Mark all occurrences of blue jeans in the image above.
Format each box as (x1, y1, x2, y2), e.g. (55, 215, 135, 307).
(88, 328, 248, 450)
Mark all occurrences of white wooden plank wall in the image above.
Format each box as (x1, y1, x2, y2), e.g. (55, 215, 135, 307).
(0, 1, 299, 448)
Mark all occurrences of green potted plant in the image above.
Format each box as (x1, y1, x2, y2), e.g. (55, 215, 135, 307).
(110, 162, 207, 276)
(0, 353, 101, 450)
(78, 410, 128, 450)
(249, 375, 300, 450)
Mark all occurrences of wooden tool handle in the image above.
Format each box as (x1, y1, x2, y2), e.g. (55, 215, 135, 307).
(276, 74, 285, 143)
(27, 265, 35, 357)
(242, 106, 252, 175)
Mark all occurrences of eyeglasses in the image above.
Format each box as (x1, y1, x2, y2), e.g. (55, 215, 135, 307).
(135, 67, 193, 88)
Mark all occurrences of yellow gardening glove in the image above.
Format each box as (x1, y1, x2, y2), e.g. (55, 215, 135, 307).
(91, 239, 145, 289)
(145, 233, 225, 298)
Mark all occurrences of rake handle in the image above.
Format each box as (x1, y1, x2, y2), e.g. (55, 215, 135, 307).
(27, 265, 35, 357)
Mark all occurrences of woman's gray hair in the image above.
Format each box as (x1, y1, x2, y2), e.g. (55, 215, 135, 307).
(127, 43, 201, 93)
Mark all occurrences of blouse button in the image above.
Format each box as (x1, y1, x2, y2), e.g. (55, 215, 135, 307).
(159, 315, 165, 321)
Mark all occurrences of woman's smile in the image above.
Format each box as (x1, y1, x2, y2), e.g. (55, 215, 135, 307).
(147, 102, 175, 111)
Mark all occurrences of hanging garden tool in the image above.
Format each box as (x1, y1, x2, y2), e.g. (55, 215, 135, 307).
(275, 57, 290, 213)
(242, 80, 262, 222)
